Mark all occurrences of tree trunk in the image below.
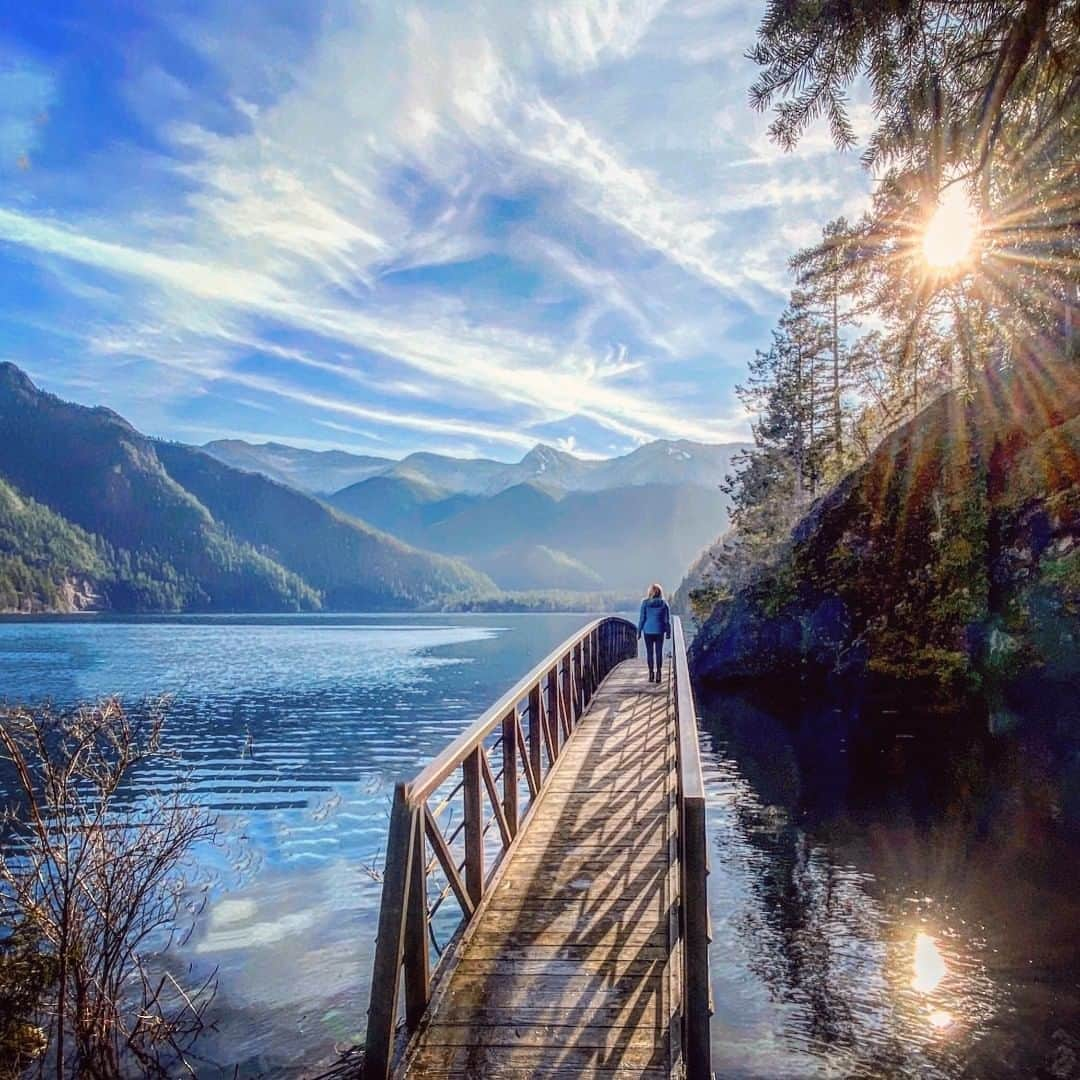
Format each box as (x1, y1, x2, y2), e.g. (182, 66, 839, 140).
(832, 273, 842, 467)
(795, 343, 805, 498)
(808, 354, 817, 497)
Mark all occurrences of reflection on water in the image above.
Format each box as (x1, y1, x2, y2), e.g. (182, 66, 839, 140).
(0, 613, 600, 1077)
(912, 932, 946, 993)
(929, 1008, 954, 1031)
(698, 688, 1080, 1079)
(2, 617, 1078, 1078)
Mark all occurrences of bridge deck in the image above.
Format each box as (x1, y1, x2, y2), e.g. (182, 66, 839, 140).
(401, 660, 679, 1077)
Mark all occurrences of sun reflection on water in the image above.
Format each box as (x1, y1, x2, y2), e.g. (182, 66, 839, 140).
(928, 1008, 954, 1030)
(912, 931, 947, 993)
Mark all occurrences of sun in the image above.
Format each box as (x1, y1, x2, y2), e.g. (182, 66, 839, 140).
(923, 184, 979, 270)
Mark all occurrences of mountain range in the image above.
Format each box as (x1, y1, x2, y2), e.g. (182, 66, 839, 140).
(207, 436, 746, 593)
(0, 362, 743, 611)
(327, 474, 735, 592)
(0, 364, 490, 612)
(203, 437, 746, 497)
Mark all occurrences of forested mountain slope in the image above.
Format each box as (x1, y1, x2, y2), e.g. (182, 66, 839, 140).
(155, 442, 494, 609)
(330, 477, 732, 592)
(0, 364, 490, 612)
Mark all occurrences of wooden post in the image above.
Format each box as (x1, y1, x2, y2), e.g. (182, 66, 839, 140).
(502, 710, 518, 838)
(565, 652, 574, 738)
(363, 783, 416, 1080)
(683, 795, 711, 1079)
(403, 806, 430, 1031)
(546, 666, 560, 758)
(528, 685, 542, 782)
(462, 749, 484, 907)
(573, 643, 584, 720)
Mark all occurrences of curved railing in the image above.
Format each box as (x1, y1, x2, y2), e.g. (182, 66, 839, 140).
(671, 616, 712, 1078)
(362, 616, 639, 1079)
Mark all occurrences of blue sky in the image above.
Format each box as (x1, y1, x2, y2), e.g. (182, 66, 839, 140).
(1, 0, 872, 461)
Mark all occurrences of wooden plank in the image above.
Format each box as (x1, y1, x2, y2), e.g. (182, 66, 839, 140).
(431, 1003, 666, 1029)
(460, 943, 670, 962)
(407, 1044, 669, 1074)
(455, 956, 667, 978)
(672, 616, 712, 1080)
(474, 916, 670, 941)
(518, 807, 670, 835)
(400, 661, 683, 1080)
(479, 865, 666, 896)
(560, 656, 573, 739)
(517, 805, 669, 835)
(572, 642, 582, 722)
(407, 1068, 667, 1079)
(417, 1023, 665, 1049)
(484, 895, 667, 918)
(444, 975, 665, 1008)
(546, 665, 560, 759)
(538, 684, 558, 768)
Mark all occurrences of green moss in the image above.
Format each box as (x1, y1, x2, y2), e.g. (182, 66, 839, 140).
(868, 644, 978, 695)
(1040, 546, 1080, 599)
(688, 584, 729, 622)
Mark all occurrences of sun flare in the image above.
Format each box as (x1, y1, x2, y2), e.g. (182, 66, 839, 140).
(923, 185, 979, 270)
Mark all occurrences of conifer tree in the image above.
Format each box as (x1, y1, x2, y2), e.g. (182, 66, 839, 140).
(790, 218, 868, 471)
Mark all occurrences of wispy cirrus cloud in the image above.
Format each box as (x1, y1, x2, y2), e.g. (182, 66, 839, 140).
(0, 0, 871, 460)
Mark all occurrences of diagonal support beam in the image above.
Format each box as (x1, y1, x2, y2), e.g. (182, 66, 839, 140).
(479, 744, 513, 849)
(423, 804, 474, 920)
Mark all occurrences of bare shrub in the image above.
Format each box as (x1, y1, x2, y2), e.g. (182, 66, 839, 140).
(0, 698, 218, 1078)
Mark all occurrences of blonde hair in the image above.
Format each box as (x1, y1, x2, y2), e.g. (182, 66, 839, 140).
(647, 583, 664, 599)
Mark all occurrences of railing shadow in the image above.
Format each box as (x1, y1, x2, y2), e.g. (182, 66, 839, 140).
(359, 616, 711, 1079)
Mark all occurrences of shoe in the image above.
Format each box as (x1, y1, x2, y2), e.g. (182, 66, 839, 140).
(648, 670, 654, 682)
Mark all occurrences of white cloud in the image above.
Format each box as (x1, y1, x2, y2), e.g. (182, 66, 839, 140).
(0, 0, 875, 456)
(536, 0, 670, 71)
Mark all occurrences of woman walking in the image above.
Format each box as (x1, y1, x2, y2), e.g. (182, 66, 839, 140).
(637, 583, 671, 683)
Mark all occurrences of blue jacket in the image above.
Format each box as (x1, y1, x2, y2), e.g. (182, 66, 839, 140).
(638, 597, 671, 638)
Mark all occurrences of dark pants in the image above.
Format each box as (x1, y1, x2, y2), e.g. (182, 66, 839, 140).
(644, 633, 664, 676)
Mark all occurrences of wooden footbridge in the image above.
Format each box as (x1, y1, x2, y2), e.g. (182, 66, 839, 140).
(362, 616, 712, 1078)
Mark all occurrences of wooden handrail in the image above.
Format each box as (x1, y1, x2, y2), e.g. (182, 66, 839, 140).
(410, 617, 624, 802)
(363, 615, 639, 1079)
(671, 616, 713, 1079)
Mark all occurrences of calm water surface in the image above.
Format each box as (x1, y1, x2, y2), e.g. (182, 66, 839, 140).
(1, 615, 1077, 1078)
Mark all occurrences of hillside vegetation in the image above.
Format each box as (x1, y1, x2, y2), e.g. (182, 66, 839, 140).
(691, 364, 1080, 715)
(0, 364, 490, 612)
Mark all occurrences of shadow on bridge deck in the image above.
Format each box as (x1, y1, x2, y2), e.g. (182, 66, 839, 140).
(400, 660, 680, 1078)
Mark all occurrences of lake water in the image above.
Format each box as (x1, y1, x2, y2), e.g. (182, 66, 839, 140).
(1, 614, 1077, 1078)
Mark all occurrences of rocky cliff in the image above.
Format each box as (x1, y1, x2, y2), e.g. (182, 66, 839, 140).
(691, 361, 1080, 719)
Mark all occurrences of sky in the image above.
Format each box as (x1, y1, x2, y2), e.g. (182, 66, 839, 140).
(0, 0, 873, 462)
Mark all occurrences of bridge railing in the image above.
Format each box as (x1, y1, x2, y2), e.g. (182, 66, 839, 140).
(363, 615, 639, 1079)
(672, 615, 713, 1079)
